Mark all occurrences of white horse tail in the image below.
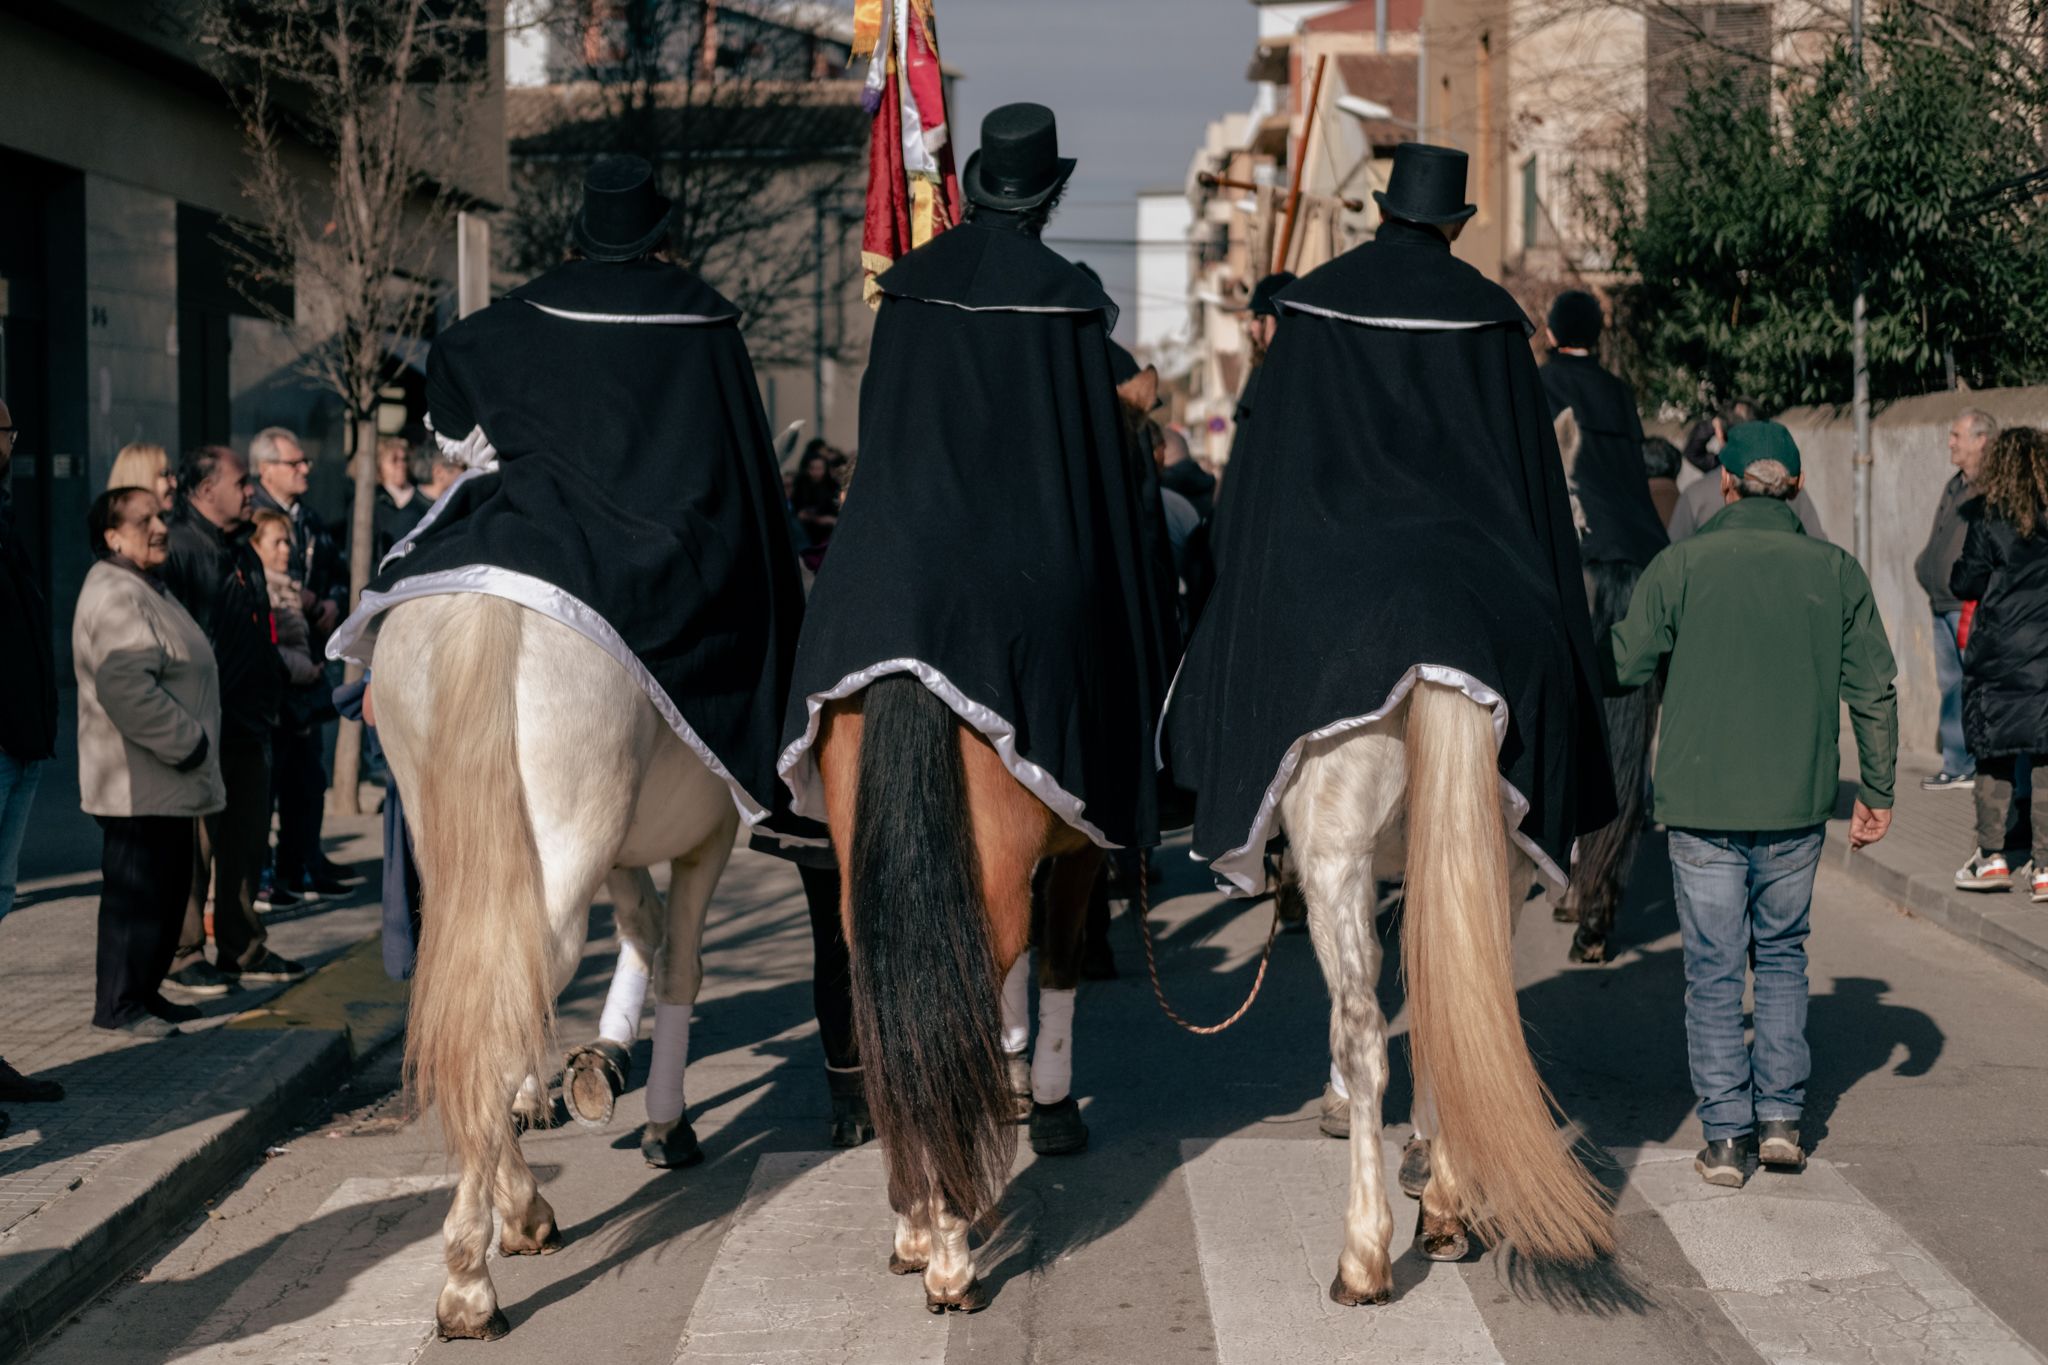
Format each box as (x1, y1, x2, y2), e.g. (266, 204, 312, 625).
(405, 595, 552, 1180)
(1401, 681, 1612, 1264)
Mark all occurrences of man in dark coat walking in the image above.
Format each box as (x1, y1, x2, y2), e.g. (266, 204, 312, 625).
(1166, 143, 1615, 900)
(1538, 290, 1668, 962)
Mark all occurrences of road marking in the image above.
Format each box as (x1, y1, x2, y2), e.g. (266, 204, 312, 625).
(166, 1174, 452, 1364)
(673, 1149, 948, 1365)
(1625, 1147, 2044, 1364)
(1180, 1137, 1504, 1365)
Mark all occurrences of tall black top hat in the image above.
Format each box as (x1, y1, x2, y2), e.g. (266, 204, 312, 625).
(1373, 143, 1477, 226)
(963, 103, 1077, 213)
(571, 155, 675, 262)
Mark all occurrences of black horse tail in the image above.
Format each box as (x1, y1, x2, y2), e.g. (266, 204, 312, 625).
(1569, 559, 1659, 943)
(848, 675, 1014, 1224)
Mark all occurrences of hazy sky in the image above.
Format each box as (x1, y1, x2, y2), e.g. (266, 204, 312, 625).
(933, 1, 1258, 340)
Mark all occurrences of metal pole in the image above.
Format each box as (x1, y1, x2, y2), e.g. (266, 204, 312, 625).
(1850, 0, 1871, 567)
(1416, 20, 1429, 145)
(1375, 0, 1387, 52)
(812, 192, 827, 440)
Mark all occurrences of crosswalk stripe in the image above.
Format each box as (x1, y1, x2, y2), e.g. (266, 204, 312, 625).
(1625, 1147, 2044, 1364)
(673, 1149, 949, 1365)
(166, 1174, 452, 1364)
(1180, 1137, 1506, 1365)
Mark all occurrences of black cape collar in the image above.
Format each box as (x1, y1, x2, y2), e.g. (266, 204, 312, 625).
(507, 258, 741, 325)
(876, 222, 1119, 329)
(1276, 219, 1532, 334)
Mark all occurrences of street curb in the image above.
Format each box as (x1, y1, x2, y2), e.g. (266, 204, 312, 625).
(0, 935, 408, 1364)
(1824, 827, 2048, 989)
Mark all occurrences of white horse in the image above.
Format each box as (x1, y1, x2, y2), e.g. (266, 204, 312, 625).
(1285, 680, 1613, 1303)
(370, 592, 740, 1340)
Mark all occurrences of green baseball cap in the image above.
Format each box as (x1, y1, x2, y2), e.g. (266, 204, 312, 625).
(1721, 420, 1801, 477)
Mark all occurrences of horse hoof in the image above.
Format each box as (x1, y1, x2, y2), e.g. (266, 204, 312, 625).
(499, 1224, 562, 1257)
(564, 1041, 629, 1130)
(1552, 903, 1578, 923)
(1568, 933, 1609, 965)
(1028, 1098, 1089, 1156)
(1397, 1137, 1432, 1199)
(830, 1115, 877, 1148)
(641, 1120, 704, 1169)
(437, 1308, 511, 1341)
(1328, 1274, 1391, 1307)
(1417, 1206, 1471, 1262)
(925, 1279, 989, 1313)
(888, 1253, 927, 1276)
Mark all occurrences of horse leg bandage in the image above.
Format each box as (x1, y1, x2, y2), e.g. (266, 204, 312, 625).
(599, 940, 652, 1047)
(1329, 1058, 1351, 1102)
(645, 1002, 691, 1126)
(1001, 953, 1032, 1057)
(1032, 987, 1076, 1104)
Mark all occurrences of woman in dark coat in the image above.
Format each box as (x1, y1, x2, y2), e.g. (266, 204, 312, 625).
(1952, 425, 2048, 899)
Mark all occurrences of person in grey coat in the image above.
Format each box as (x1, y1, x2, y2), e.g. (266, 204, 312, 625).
(1914, 408, 1996, 790)
(74, 489, 227, 1037)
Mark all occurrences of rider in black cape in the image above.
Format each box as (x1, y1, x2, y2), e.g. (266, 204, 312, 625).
(778, 108, 1172, 854)
(1163, 143, 1616, 895)
(329, 156, 805, 833)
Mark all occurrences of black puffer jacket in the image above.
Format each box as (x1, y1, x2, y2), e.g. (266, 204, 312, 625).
(1953, 502, 2048, 757)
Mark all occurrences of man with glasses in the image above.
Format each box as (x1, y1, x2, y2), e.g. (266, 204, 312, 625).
(162, 445, 304, 992)
(0, 397, 67, 1131)
(250, 427, 342, 635)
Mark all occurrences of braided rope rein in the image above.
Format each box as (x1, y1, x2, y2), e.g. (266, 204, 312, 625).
(1130, 861, 1282, 1036)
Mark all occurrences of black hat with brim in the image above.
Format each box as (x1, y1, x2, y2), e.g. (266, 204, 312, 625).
(1372, 142, 1478, 226)
(964, 103, 1077, 213)
(571, 154, 676, 262)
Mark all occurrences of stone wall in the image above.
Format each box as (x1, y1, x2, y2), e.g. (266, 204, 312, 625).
(1779, 387, 2048, 765)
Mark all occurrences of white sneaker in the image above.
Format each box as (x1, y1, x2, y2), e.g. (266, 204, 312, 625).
(2027, 863, 2048, 903)
(1956, 850, 2012, 891)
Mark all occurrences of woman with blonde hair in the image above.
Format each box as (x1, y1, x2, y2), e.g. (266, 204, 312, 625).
(1952, 425, 2048, 900)
(107, 443, 174, 504)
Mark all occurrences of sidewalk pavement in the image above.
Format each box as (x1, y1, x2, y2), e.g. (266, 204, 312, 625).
(0, 814, 404, 1363)
(1825, 756, 2047, 988)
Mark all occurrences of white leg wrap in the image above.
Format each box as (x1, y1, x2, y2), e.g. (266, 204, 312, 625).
(1031, 987, 1076, 1104)
(644, 1002, 691, 1126)
(1000, 952, 1032, 1056)
(1330, 1058, 1350, 1101)
(599, 940, 651, 1047)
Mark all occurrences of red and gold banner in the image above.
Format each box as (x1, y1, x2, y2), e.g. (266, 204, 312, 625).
(856, 0, 962, 305)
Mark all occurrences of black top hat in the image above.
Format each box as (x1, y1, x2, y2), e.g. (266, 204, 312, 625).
(964, 103, 1077, 213)
(571, 155, 675, 262)
(1373, 143, 1477, 226)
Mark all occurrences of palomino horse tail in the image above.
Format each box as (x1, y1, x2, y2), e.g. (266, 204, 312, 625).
(848, 676, 1014, 1225)
(404, 595, 552, 1180)
(1402, 681, 1613, 1264)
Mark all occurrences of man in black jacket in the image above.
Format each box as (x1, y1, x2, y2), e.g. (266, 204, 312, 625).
(0, 397, 66, 1127)
(1914, 408, 1996, 791)
(161, 446, 303, 989)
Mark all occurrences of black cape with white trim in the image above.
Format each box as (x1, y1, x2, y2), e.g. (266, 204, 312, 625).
(777, 220, 1172, 849)
(1161, 220, 1616, 892)
(330, 257, 807, 829)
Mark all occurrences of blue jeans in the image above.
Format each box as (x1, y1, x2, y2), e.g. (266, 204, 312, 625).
(0, 754, 46, 923)
(1668, 826, 1826, 1141)
(1934, 611, 1974, 776)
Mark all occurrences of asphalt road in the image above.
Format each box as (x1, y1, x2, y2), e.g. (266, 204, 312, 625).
(28, 831, 2048, 1364)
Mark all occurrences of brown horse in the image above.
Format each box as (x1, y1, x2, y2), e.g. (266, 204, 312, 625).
(815, 675, 1104, 1311)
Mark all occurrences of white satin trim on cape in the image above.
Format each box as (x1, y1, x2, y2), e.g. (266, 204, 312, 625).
(777, 658, 1116, 849)
(326, 566, 771, 828)
(1176, 661, 1569, 898)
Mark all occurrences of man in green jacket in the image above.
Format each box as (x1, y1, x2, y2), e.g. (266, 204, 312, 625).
(1605, 420, 1898, 1188)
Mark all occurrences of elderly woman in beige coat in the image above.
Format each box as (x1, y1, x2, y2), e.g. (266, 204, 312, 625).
(74, 488, 225, 1037)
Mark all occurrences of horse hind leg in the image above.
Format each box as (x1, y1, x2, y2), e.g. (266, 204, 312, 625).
(494, 1131, 561, 1256)
(641, 805, 739, 1168)
(1027, 847, 1104, 1157)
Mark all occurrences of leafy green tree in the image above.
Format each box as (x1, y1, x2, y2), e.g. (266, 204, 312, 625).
(1587, 6, 2048, 416)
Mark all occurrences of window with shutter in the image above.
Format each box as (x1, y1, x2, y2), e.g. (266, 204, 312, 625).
(1644, 4, 1774, 146)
